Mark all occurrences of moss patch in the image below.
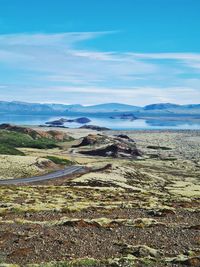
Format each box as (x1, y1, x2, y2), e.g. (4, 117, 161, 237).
(45, 156, 74, 166)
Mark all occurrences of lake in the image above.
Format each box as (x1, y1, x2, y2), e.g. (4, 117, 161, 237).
(0, 114, 200, 130)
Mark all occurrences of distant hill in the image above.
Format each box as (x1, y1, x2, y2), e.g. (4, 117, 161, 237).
(0, 101, 57, 114)
(142, 103, 200, 115)
(144, 103, 180, 110)
(0, 101, 200, 116)
(0, 101, 141, 114)
(76, 103, 141, 113)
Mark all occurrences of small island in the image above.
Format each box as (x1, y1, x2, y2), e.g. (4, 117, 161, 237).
(80, 125, 110, 131)
(46, 117, 91, 126)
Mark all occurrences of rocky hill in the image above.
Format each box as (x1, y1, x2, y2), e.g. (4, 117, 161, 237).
(73, 134, 141, 159)
(0, 124, 74, 155)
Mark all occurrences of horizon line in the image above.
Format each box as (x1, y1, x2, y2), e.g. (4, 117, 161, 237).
(0, 100, 199, 107)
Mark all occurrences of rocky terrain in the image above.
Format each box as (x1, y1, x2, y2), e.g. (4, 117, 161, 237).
(0, 127, 199, 266)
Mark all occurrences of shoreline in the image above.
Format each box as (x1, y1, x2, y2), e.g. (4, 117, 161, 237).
(27, 125, 200, 133)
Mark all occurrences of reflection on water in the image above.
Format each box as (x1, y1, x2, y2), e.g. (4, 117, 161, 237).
(0, 114, 200, 130)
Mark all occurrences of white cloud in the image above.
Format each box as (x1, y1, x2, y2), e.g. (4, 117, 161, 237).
(129, 52, 200, 71)
(129, 52, 200, 60)
(0, 32, 157, 80)
(0, 32, 111, 46)
(0, 49, 33, 62)
(0, 32, 200, 104)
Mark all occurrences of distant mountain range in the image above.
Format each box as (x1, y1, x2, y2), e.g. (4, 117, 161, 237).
(0, 101, 200, 116)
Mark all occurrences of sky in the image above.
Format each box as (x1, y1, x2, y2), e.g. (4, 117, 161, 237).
(0, 0, 200, 106)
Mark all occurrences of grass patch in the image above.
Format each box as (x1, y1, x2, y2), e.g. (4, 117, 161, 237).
(46, 156, 74, 165)
(0, 130, 58, 155)
(0, 143, 25, 155)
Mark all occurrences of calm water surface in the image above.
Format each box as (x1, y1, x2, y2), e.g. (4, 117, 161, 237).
(0, 114, 200, 130)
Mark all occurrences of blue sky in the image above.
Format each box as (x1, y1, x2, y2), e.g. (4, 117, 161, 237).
(0, 0, 200, 105)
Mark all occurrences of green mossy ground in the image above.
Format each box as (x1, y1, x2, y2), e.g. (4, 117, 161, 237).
(0, 143, 24, 156)
(0, 130, 58, 155)
(0, 130, 199, 266)
(45, 156, 74, 166)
